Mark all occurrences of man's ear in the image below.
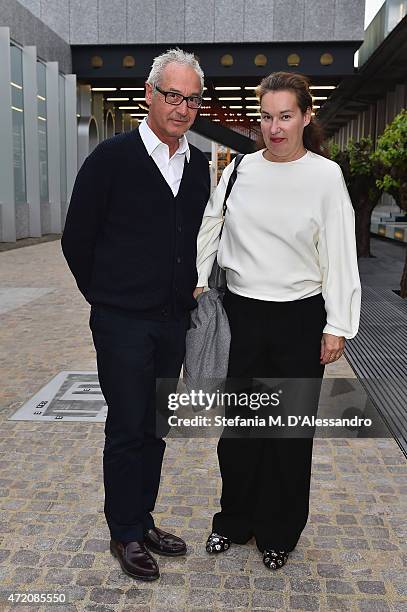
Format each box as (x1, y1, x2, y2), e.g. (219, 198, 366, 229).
(145, 82, 152, 106)
(304, 106, 312, 127)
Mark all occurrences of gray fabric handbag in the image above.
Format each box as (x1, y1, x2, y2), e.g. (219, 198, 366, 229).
(183, 154, 245, 394)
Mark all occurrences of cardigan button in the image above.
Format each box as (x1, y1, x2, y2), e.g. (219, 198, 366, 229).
(176, 257, 182, 264)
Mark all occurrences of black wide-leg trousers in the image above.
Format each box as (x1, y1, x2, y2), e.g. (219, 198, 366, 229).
(90, 304, 189, 544)
(212, 289, 326, 552)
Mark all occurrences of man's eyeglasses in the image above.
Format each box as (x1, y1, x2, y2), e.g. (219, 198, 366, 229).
(155, 85, 202, 109)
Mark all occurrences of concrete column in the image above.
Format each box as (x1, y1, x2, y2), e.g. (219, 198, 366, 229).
(376, 98, 386, 138)
(362, 110, 369, 137)
(65, 74, 78, 202)
(0, 28, 16, 241)
(92, 93, 104, 142)
(78, 84, 92, 117)
(359, 113, 364, 140)
(394, 83, 405, 114)
(123, 113, 131, 132)
(338, 128, 343, 150)
(105, 109, 115, 139)
(355, 117, 360, 141)
(77, 84, 99, 167)
(114, 109, 124, 134)
(352, 118, 358, 140)
(368, 103, 376, 140)
(22, 45, 41, 237)
(385, 89, 396, 125)
(345, 122, 351, 145)
(46, 61, 62, 234)
(104, 104, 115, 139)
(357, 113, 363, 140)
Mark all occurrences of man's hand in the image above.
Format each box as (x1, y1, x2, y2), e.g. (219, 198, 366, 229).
(193, 287, 204, 299)
(320, 333, 345, 364)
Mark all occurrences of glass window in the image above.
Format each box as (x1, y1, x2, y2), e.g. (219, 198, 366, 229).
(59, 74, 67, 204)
(386, 0, 407, 34)
(37, 61, 49, 203)
(10, 45, 26, 204)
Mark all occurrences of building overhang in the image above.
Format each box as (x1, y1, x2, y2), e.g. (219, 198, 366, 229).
(318, 15, 407, 137)
(72, 41, 361, 82)
(72, 40, 362, 147)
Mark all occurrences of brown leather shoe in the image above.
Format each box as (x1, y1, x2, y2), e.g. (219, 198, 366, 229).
(144, 527, 187, 557)
(110, 539, 159, 581)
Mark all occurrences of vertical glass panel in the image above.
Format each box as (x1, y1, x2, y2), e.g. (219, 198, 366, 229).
(10, 45, 26, 204)
(77, 84, 80, 117)
(37, 61, 49, 203)
(59, 74, 67, 204)
(386, 0, 407, 34)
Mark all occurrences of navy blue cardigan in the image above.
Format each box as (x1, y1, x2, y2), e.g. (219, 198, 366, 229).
(61, 128, 210, 320)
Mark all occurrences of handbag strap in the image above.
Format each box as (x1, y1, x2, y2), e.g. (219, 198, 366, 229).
(209, 154, 245, 289)
(222, 153, 245, 217)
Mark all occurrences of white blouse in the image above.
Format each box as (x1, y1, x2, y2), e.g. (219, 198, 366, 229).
(196, 149, 361, 339)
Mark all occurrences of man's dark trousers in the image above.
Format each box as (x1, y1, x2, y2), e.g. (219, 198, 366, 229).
(90, 304, 189, 544)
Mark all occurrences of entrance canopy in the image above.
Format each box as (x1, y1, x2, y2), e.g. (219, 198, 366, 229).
(73, 41, 360, 151)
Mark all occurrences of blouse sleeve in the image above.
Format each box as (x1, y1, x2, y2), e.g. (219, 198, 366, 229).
(317, 165, 361, 339)
(196, 162, 234, 287)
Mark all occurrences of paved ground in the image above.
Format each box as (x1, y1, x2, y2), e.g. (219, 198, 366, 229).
(358, 236, 405, 289)
(0, 240, 406, 612)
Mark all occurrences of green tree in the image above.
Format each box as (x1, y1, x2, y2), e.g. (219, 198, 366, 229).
(330, 137, 383, 258)
(373, 110, 407, 297)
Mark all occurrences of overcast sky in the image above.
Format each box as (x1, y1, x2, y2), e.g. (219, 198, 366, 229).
(365, 0, 386, 28)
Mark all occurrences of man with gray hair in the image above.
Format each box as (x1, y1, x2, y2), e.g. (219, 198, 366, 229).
(62, 48, 210, 581)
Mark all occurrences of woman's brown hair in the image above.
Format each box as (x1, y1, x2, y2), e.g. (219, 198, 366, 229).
(256, 71, 326, 156)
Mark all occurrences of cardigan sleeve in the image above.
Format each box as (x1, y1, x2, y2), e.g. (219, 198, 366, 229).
(61, 143, 110, 298)
(317, 165, 361, 339)
(196, 161, 234, 287)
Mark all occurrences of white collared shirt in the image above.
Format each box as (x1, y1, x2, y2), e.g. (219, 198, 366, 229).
(139, 118, 190, 196)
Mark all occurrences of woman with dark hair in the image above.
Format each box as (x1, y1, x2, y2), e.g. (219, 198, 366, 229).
(194, 72, 361, 569)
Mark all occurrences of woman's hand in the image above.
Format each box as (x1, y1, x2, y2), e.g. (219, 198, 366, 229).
(193, 287, 204, 299)
(320, 333, 345, 364)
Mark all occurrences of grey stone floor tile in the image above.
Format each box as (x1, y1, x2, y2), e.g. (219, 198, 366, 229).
(0, 240, 406, 611)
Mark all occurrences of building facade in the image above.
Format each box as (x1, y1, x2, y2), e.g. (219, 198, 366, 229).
(1, 0, 365, 242)
(325, 1, 407, 243)
(329, 0, 406, 149)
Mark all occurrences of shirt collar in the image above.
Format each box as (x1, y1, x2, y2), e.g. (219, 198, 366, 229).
(139, 117, 190, 162)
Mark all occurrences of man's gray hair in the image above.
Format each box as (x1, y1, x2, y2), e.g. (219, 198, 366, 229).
(146, 48, 204, 93)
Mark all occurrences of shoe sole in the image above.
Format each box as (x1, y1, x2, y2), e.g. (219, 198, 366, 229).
(110, 548, 160, 581)
(144, 543, 187, 557)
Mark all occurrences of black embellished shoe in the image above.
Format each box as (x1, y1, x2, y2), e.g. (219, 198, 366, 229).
(263, 549, 289, 570)
(206, 532, 231, 554)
